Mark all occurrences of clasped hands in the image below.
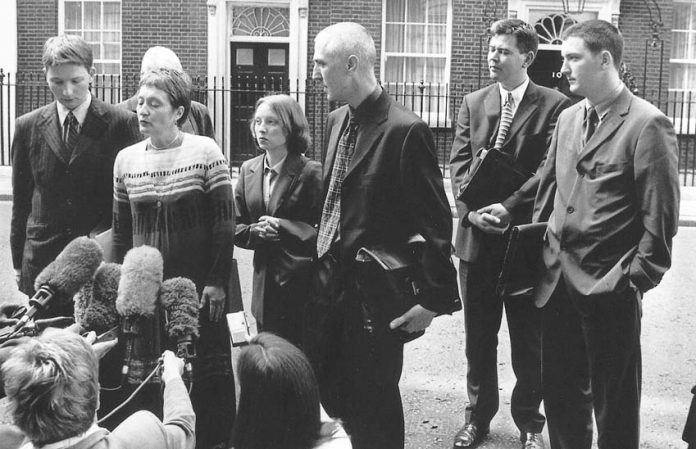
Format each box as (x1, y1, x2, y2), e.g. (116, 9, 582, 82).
(468, 203, 512, 235)
(250, 215, 281, 242)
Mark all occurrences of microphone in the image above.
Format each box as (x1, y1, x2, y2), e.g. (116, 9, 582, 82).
(11, 237, 103, 335)
(74, 262, 121, 333)
(160, 277, 200, 383)
(115, 246, 163, 384)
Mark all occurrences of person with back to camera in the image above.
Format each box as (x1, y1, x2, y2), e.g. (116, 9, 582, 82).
(449, 18, 570, 449)
(231, 332, 351, 449)
(10, 34, 139, 316)
(111, 67, 235, 449)
(0, 328, 194, 449)
(234, 94, 322, 347)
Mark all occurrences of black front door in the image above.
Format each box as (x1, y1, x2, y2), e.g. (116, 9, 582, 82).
(529, 49, 583, 103)
(230, 42, 290, 164)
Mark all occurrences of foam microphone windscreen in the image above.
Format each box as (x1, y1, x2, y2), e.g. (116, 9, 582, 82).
(78, 263, 121, 332)
(160, 277, 200, 340)
(116, 246, 163, 318)
(33, 236, 103, 299)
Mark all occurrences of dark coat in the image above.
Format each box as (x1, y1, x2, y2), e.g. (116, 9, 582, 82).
(450, 81, 570, 262)
(118, 95, 215, 140)
(10, 97, 139, 301)
(234, 152, 322, 325)
(323, 89, 459, 315)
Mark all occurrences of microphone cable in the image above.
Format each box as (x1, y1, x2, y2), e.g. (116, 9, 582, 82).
(97, 358, 163, 425)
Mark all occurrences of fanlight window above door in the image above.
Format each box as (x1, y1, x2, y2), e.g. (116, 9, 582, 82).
(534, 14, 578, 45)
(231, 7, 290, 37)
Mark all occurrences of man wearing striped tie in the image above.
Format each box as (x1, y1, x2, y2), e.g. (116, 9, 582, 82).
(449, 19, 571, 449)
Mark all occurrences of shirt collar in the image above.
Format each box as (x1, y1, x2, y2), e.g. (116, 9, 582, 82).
(57, 95, 92, 127)
(263, 152, 287, 174)
(350, 86, 383, 124)
(498, 77, 529, 110)
(585, 82, 624, 120)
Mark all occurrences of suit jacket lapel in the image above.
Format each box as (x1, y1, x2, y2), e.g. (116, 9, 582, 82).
(344, 90, 390, 180)
(268, 152, 303, 215)
(577, 88, 630, 162)
(483, 88, 501, 148)
(71, 97, 108, 164)
(37, 103, 68, 165)
(245, 156, 266, 219)
(503, 83, 539, 152)
(322, 110, 347, 191)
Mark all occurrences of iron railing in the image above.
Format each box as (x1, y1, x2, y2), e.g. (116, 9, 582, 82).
(1, 70, 695, 186)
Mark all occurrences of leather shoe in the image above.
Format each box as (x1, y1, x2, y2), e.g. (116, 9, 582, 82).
(453, 422, 489, 448)
(522, 432, 546, 449)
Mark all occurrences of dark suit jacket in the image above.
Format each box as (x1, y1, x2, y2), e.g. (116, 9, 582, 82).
(323, 89, 460, 315)
(119, 95, 215, 140)
(234, 152, 322, 323)
(10, 96, 139, 297)
(533, 86, 680, 307)
(450, 81, 570, 263)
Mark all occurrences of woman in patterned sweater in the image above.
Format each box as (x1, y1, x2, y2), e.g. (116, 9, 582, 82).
(112, 68, 235, 449)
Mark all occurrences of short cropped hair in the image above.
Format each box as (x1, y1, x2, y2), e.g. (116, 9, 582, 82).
(490, 18, 539, 56)
(316, 22, 377, 74)
(139, 68, 192, 127)
(141, 46, 184, 74)
(250, 94, 312, 154)
(2, 329, 99, 445)
(42, 34, 93, 71)
(562, 19, 623, 69)
(231, 333, 322, 449)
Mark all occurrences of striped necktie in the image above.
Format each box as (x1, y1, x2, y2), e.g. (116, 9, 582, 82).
(494, 92, 514, 150)
(63, 111, 79, 159)
(316, 117, 358, 258)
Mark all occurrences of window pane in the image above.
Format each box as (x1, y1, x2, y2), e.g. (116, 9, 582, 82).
(236, 48, 254, 66)
(428, 0, 448, 24)
(674, 3, 691, 29)
(103, 31, 120, 43)
(84, 31, 101, 43)
(65, 2, 82, 29)
(386, 0, 406, 21)
(427, 24, 446, 54)
(84, 2, 101, 29)
(385, 56, 404, 81)
(404, 57, 425, 82)
(268, 49, 286, 66)
(407, 0, 425, 22)
(426, 57, 445, 82)
(405, 24, 425, 52)
(104, 43, 120, 60)
(104, 2, 121, 29)
(672, 31, 688, 59)
(690, 32, 696, 59)
(101, 62, 121, 75)
(385, 24, 405, 52)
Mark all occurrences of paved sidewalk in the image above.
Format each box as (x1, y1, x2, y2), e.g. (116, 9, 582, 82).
(2, 165, 695, 226)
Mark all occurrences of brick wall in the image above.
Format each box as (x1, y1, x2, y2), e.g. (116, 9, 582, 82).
(17, 0, 59, 73)
(122, 0, 208, 79)
(619, 0, 673, 100)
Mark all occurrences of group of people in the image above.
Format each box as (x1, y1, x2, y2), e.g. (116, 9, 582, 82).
(0, 14, 681, 449)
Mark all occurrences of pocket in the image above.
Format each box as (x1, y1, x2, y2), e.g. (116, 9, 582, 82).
(589, 161, 629, 178)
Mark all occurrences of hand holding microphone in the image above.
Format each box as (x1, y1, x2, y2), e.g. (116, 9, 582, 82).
(161, 350, 185, 384)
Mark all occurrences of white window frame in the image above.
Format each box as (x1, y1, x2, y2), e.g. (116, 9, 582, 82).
(58, 0, 122, 76)
(668, 0, 696, 134)
(380, 0, 452, 127)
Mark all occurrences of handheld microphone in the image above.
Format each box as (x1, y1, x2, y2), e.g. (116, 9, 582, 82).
(160, 277, 200, 382)
(75, 262, 121, 333)
(11, 237, 103, 336)
(115, 246, 163, 384)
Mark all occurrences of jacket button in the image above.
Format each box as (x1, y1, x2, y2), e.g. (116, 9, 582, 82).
(567, 206, 575, 214)
(156, 200, 162, 208)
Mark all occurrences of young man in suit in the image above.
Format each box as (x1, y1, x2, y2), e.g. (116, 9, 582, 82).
(118, 46, 215, 140)
(450, 19, 570, 449)
(532, 20, 679, 449)
(10, 34, 138, 315)
(306, 22, 460, 449)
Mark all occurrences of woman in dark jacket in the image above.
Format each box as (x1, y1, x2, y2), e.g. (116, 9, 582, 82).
(234, 94, 321, 346)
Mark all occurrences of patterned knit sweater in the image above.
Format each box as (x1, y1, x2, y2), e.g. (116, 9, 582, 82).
(112, 133, 234, 289)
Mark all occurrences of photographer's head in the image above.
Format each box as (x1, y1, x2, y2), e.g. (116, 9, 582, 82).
(232, 332, 321, 449)
(2, 329, 99, 445)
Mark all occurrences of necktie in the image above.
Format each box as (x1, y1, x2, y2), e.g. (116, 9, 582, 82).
(317, 117, 358, 258)
(494, 92, 514, 150)
(584, 106, 599, 144)
(264, 167, 277, 210)
(63, 111, 79, 159)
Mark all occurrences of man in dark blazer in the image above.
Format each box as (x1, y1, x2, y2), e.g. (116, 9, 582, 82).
(118, 46, 215, 140)
(10, 35, 138, 315)
(532, 20, 679, 449)
(450, 19, 570, 449)
(306, 22, 460, 449)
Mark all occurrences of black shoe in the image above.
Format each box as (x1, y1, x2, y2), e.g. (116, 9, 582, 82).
(522, 432, 545, 449)
(453, 422, 489, 448)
